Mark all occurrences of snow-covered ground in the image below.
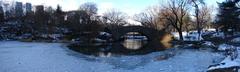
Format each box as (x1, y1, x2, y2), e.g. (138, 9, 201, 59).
(171, 29, 217, 41)
(0, 41, 225, 72)
(208, 44, 240, 71)
(172, 31, 203, 41)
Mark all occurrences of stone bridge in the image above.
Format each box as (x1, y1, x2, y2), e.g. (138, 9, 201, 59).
(106, 26, 166, 42)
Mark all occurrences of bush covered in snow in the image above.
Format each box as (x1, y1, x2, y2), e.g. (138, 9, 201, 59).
(218, 44, 235, 51)
(208, 56, 240, 72)
(231, 37, 240, 43)
(208, 44, 240, 72)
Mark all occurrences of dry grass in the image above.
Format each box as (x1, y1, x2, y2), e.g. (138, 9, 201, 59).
(161, 33, 173, 49)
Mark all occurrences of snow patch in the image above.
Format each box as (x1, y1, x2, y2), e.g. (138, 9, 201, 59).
(231, 37, 240, 43)
(208, 56, 240, 70)
(212, 32, 225, 38)
(202, 41, 216, 47)
(172, 31, 203, 41)
(208, 45, 240, 71)
(218, 44, 234, 51)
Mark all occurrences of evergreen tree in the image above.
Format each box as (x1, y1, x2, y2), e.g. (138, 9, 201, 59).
(56, 5, 63, 14)
(54, 5, 65, 33)
(216, 0, 240, 35)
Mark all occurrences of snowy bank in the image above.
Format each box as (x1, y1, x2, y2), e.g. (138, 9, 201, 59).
(208, 56, 240, 71)
(208, 44, 240, 72)
(218, 44, 235, 51)
(0, 41, 224, 72)
(172, 31, 203, 41)
(231, 37, 240, 43)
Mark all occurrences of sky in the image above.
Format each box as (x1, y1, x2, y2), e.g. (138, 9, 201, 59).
(9, 0, 224, 16)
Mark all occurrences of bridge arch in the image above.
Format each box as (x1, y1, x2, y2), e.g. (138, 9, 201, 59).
(107, 26, 166, 42)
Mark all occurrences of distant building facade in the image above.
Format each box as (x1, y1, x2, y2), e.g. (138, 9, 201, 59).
(15, 2, 23, 17)
(0, 6, 3, 14)
(2, 1, 12, 18)
(25, 3, 32, 13)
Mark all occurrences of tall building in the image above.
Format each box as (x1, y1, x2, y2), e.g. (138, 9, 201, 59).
(0, 1, 3, 13)
(1, 1, 15, 18)
(0, 6, 3, 13)
(15, 2, 23, 17)
(0, 6, 3, 11)
(0, 1, 2, 6)
(3, 3, 10, 12)
(25, 3, 32, 13)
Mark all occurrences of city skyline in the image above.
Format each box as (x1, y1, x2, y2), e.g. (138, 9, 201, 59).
(2, 0, 224, 16)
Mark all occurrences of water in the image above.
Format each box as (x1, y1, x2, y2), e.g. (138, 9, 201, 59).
(68, 38, 170, 56)
(122, 39, 147, 50)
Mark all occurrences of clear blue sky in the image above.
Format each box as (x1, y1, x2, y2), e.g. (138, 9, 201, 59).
(14, 0, 224, 16)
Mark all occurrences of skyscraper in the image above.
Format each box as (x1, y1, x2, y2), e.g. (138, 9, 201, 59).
(15, 2, 23, 17)
(25, 3, 32, 13)
(0, 1, 3, 13)
(0, 6, 3, 13)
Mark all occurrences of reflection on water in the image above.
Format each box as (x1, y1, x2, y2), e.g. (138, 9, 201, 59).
(68, 34, 173, 56)
(98, 52, 112, 57)
(122, 39, 147, 50)
(69, 41, 171, 57)
(161, 34, 173, 48)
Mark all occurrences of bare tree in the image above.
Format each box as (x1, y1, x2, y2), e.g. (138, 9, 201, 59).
(78, 2, 105, 42)
(162, 0, 189, 40)
(101, 9, 128, 34)
(182, 13, 192, 36)
(189, 0, 206, 40)
(198, 5, 212, 29)
(79, 2, 98, 14)
(134, 6, 161, 30)
(66, 6, 104, 42)
(103, 9, 127, 26)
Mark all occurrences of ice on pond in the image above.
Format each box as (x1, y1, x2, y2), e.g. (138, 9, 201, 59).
(0, 41, 224, 72)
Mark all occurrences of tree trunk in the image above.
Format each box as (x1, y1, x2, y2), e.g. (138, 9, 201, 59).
(197, 29, 201, 41)
(196, 7, 201, 41)
(177, 29, 184, 41)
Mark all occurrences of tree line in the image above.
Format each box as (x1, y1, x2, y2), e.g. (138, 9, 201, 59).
(135, 0, 240, 40)
(0, 0, 239, 41)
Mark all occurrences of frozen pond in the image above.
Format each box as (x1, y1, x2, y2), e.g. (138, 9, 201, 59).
(0, 41, 224, 72)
